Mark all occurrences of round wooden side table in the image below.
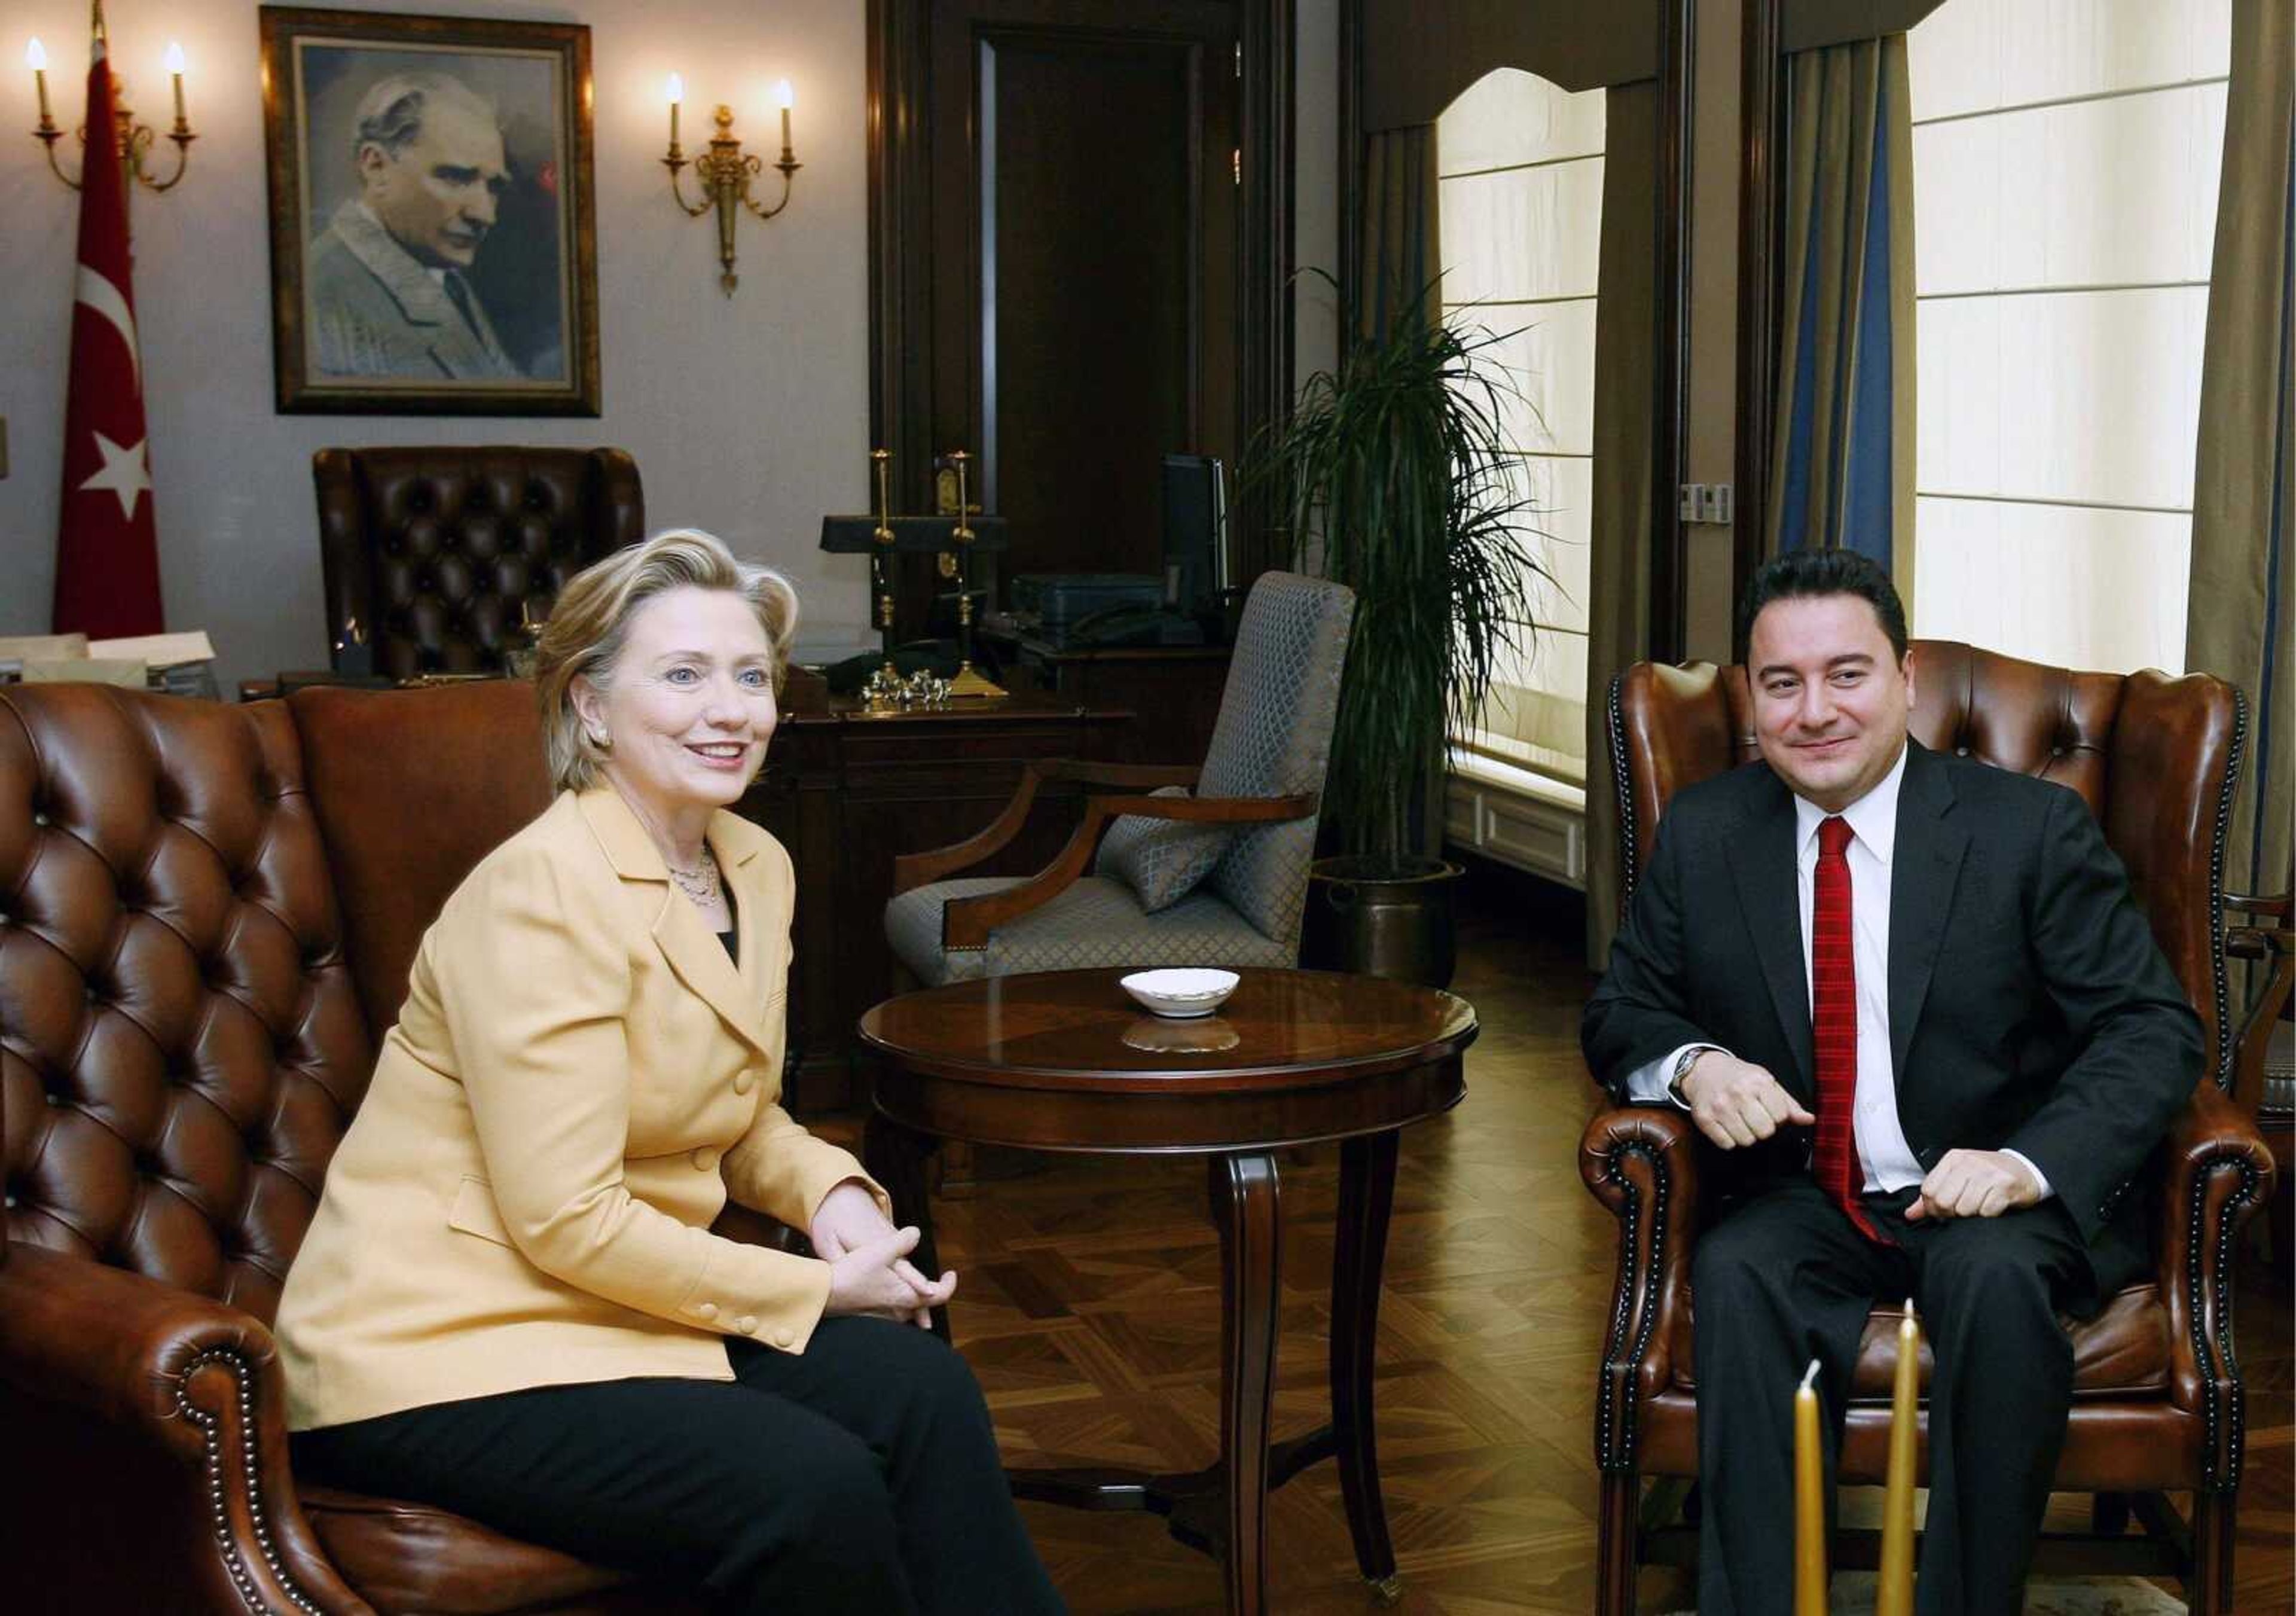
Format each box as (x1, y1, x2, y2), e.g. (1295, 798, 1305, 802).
(856, 966, 1477, 1616)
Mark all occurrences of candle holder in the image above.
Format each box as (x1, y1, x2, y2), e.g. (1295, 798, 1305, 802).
(27, 25, 196, 196)
(661, 78, 799, 296)
(940, 450, 1006, 699)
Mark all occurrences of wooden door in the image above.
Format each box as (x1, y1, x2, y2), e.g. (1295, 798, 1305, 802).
(878, 1, 1244, 613)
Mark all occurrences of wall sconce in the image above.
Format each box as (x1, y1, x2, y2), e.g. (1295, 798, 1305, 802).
(28, 31, 196, 194)
(662, 75, 799, 295)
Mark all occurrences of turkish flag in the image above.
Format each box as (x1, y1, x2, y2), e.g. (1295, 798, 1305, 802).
(53, 19, 164, 638)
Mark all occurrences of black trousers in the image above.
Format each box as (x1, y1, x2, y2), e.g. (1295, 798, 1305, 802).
(1692, 1179, 2099, 1616)
(291, 1317, 1064, 1616)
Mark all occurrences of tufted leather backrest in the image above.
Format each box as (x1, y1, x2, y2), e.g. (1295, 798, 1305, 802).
(0, 687, 373, 1326)
(315, 446, 643, 681)
(1609, 639, 2243, 1088)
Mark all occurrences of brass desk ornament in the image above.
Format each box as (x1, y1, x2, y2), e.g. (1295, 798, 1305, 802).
(818, 456, 1009, 702)
(940, 450, 1005, 699)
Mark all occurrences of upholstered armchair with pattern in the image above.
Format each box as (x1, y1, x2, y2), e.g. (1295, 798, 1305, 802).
(1576, 642, 2278, 1616)
(884, 571, 1355, 986)
(315, 446, 643, 681)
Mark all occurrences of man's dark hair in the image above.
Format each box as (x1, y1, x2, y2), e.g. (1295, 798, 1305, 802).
(1737, 547, 1909, 660)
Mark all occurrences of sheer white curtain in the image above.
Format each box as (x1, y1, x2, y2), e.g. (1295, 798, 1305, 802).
(1437, 68, 1603, 786)
(1909, 0, 2229, 674)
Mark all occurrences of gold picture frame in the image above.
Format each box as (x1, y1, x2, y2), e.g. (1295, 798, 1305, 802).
(259, 6, 601, 415)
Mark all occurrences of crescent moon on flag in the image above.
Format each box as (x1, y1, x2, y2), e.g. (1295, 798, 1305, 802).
(75, 266, 142, 397)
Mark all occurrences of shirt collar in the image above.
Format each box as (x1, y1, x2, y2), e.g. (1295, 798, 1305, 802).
(1791, 737, 1908, 867)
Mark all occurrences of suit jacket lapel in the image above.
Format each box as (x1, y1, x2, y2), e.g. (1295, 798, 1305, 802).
(577, 789, 775, 1059)
(1887, 741, 1967, 1084)
(1724, 772, 1815, 1096)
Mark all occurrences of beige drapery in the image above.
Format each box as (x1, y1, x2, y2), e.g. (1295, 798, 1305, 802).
(1768, 36, 1916, 597)
(2187, 0, 2295, 928)
(1584, 80, 1657, 967)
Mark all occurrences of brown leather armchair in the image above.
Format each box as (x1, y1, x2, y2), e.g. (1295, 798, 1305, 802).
(0, 679, 786, 1614)
(315, 447, 643, 681)
(1577, 641, 2278, 1615)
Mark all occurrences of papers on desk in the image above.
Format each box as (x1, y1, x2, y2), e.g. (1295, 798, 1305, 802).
(0, 629, 221, 699)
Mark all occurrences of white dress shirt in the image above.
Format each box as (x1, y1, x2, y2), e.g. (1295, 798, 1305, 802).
(1624, 742, 2050, 1199)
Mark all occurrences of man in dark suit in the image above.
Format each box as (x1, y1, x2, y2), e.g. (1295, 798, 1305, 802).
(1582, 549, 2200, 1615)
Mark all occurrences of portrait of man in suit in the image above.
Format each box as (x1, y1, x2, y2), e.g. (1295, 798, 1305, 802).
(263, 11, 600, 414)
(1583, 548, 2202, 1614)
(307, 72, 520, 381)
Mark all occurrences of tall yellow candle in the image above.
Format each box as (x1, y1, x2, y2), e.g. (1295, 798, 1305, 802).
(1794, 1358, 1827, 1616)
(1875, 1300, 1921, 1616)
(164, 42, 185, 127)
(28, 37, 51, 124)
(775, 77, 793, 155)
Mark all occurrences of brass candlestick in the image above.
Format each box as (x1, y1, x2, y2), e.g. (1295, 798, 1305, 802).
(861, 447, 903, 709)
(941, 450, 1004, 698)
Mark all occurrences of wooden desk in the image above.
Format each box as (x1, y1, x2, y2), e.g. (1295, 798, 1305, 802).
(986, 632, 1230, 766)
(857, 967, 1477, 1615)
(739, 681, 1129, 1111)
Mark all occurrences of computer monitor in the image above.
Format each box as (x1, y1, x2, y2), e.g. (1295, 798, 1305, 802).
(1159, 453, 1228, 614)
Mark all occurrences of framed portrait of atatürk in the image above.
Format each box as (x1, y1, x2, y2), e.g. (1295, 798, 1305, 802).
(259, 7, 601, 415)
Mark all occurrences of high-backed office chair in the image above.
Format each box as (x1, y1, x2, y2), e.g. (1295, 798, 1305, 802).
(883, 571, 1354, 986)
(315, 446, 643, 681)
(1577, 641, 2277, 1616)
(0, 679, 799, 1613)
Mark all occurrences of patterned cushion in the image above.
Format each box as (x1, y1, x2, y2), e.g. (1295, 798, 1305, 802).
(885, 875, 1292, 987)
(1197, 574, 1355, 944)
(1094, 786, 1231, 912)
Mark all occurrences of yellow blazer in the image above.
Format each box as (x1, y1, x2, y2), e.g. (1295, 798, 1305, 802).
(276, 787, 882, 1431)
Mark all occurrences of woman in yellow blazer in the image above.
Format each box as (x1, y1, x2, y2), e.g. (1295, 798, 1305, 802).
(275, 530, 1062, 1615)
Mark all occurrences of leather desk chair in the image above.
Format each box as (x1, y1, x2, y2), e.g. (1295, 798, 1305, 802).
(0, 679, 794, 1614)
(315, 447, 643, 680)
(1577, 641, 2278, 1615)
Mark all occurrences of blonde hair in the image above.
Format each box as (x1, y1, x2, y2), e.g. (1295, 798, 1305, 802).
(533, 529, 799, 793)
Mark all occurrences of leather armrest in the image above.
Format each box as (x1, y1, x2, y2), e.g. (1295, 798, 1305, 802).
(1577, 1103, 1705, 1469)
(2153, 1080, 2278, 1494)
(0, 1245, 369, 1612)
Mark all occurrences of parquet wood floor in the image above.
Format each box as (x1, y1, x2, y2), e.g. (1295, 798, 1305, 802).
(839, 865, 2294, 1612)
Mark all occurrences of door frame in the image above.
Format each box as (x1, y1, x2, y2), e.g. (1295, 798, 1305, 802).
(867, 0, 1294, 551)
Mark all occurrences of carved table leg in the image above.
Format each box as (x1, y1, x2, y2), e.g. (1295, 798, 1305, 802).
(862, 1113, 950, 1344)
(1333, 1129, 1402, 1600)
(1211, 1151, 1282, 1616)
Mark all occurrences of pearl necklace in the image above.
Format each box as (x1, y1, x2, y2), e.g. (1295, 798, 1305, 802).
(666, 848, 723, 907)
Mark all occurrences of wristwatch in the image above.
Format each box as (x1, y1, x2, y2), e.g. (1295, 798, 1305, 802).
(1665, 1045, 1718, 1109)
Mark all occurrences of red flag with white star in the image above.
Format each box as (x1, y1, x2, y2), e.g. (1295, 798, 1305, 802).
(53, 2, 164, 637)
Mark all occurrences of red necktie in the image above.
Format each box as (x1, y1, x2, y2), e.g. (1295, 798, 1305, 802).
(1812, 815, 1883, 1241)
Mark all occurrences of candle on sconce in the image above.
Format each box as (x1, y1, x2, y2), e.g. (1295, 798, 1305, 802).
(665, 71, 683, 151)
(774, 77, 793, 156)
(164, 41, 186, 128)
(1792, 1359, 1827, 1616)
(28, 36, 51, 125)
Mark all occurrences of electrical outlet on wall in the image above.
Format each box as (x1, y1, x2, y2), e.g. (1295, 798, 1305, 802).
(1679, 482, 1735, 525)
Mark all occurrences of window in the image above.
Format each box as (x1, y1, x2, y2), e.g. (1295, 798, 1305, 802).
(1908, 0, 2228, 674)
(1437, 68, 1603, 788)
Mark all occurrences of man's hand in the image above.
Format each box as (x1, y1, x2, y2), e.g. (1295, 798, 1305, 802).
(1906, 1150, 2043, 1221)
(1679, 1051, 1816, 1150)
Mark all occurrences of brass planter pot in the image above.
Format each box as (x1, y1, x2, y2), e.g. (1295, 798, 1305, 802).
(1299, 856, 1464, 988)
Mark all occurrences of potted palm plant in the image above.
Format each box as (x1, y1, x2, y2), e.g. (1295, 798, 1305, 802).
(1244, 280, 1549, 986)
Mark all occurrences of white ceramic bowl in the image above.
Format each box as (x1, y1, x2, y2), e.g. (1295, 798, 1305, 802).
(1119, 967, 1240, 1019)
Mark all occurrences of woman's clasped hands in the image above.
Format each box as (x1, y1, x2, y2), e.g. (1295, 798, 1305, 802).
(811, 1180, 957, 1328)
